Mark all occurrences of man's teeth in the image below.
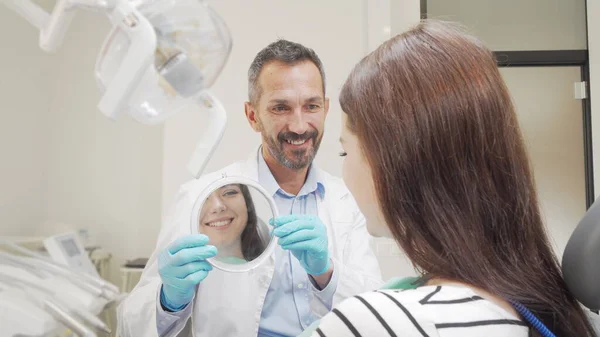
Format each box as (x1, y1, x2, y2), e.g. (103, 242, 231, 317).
(207, 219, 232, 227)
(286, 139, 307, 145)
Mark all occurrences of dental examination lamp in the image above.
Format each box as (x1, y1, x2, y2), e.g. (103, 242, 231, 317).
(1, 0, 232, 178)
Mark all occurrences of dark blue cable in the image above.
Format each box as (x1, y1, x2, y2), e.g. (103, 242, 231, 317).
(510, 300, 556, 337)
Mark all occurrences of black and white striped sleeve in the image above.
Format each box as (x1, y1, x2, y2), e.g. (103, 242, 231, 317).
(309, 291, 437, 337)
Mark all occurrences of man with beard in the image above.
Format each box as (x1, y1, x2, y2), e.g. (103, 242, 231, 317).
(118, 40, 382, 337)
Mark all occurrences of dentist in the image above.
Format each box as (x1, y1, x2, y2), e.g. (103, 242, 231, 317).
(117, 39, 382, 337)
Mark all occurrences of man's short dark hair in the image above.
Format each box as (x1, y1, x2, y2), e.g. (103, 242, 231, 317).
(248, 39, 326, 104)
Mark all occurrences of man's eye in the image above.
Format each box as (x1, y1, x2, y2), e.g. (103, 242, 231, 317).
(274, 105, 288, 112)
(308, 104, 320, 110)
(339, 151, 347, 157)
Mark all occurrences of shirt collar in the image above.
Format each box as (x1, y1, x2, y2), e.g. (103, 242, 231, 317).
(257, 146, 325, 198)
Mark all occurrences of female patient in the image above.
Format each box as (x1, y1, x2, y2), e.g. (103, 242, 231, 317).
(313, 21, 595, 336)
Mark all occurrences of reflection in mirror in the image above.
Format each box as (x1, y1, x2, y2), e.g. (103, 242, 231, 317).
(197, 184, 272, 266)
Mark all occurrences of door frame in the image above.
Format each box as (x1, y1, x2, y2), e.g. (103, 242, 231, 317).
(494, 51, 594, 208)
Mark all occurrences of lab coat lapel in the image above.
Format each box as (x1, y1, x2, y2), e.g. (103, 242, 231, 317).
(317, 179, 338, 256)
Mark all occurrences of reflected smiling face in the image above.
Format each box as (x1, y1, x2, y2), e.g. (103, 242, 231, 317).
(199, 184, 248, 256)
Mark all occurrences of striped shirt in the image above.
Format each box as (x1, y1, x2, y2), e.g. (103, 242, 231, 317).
(312, 285, 530, 337)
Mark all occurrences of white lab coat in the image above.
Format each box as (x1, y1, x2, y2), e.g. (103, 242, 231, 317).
(117, 150, 383, 337)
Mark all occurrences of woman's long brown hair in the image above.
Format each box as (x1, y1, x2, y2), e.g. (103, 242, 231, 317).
(340, 20, 595, 336)
(239, 184, 265, 261)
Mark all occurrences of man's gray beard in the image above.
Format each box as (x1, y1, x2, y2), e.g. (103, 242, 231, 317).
(264, 136, 321, 170)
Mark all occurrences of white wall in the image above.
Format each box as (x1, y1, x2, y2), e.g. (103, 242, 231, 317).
(0, 8, 55, 236)
(0, 7, 164, 284)
(38, 13, 164, 284)
(589, 0, 600, 198)
(390, 0, 421, 35)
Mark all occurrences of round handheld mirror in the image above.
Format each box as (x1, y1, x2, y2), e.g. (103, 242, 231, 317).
(190, 176, 278, 272)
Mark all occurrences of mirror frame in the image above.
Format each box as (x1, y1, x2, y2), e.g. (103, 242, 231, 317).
(190, 174, 279, 272)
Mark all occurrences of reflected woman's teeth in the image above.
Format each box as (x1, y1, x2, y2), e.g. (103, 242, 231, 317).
(207, 219, 232, 227)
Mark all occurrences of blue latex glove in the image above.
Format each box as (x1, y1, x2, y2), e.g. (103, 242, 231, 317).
(158, 234, 217, 311)
(271, 215, 331, 275)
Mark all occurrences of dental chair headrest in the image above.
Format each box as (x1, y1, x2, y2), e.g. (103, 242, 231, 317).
(562, 199, 600, 311)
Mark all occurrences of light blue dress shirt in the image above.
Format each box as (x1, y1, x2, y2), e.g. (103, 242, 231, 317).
(257, 151, 338, 337)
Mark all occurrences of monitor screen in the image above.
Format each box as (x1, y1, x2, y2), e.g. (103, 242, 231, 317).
(60, 238, 80, 257)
